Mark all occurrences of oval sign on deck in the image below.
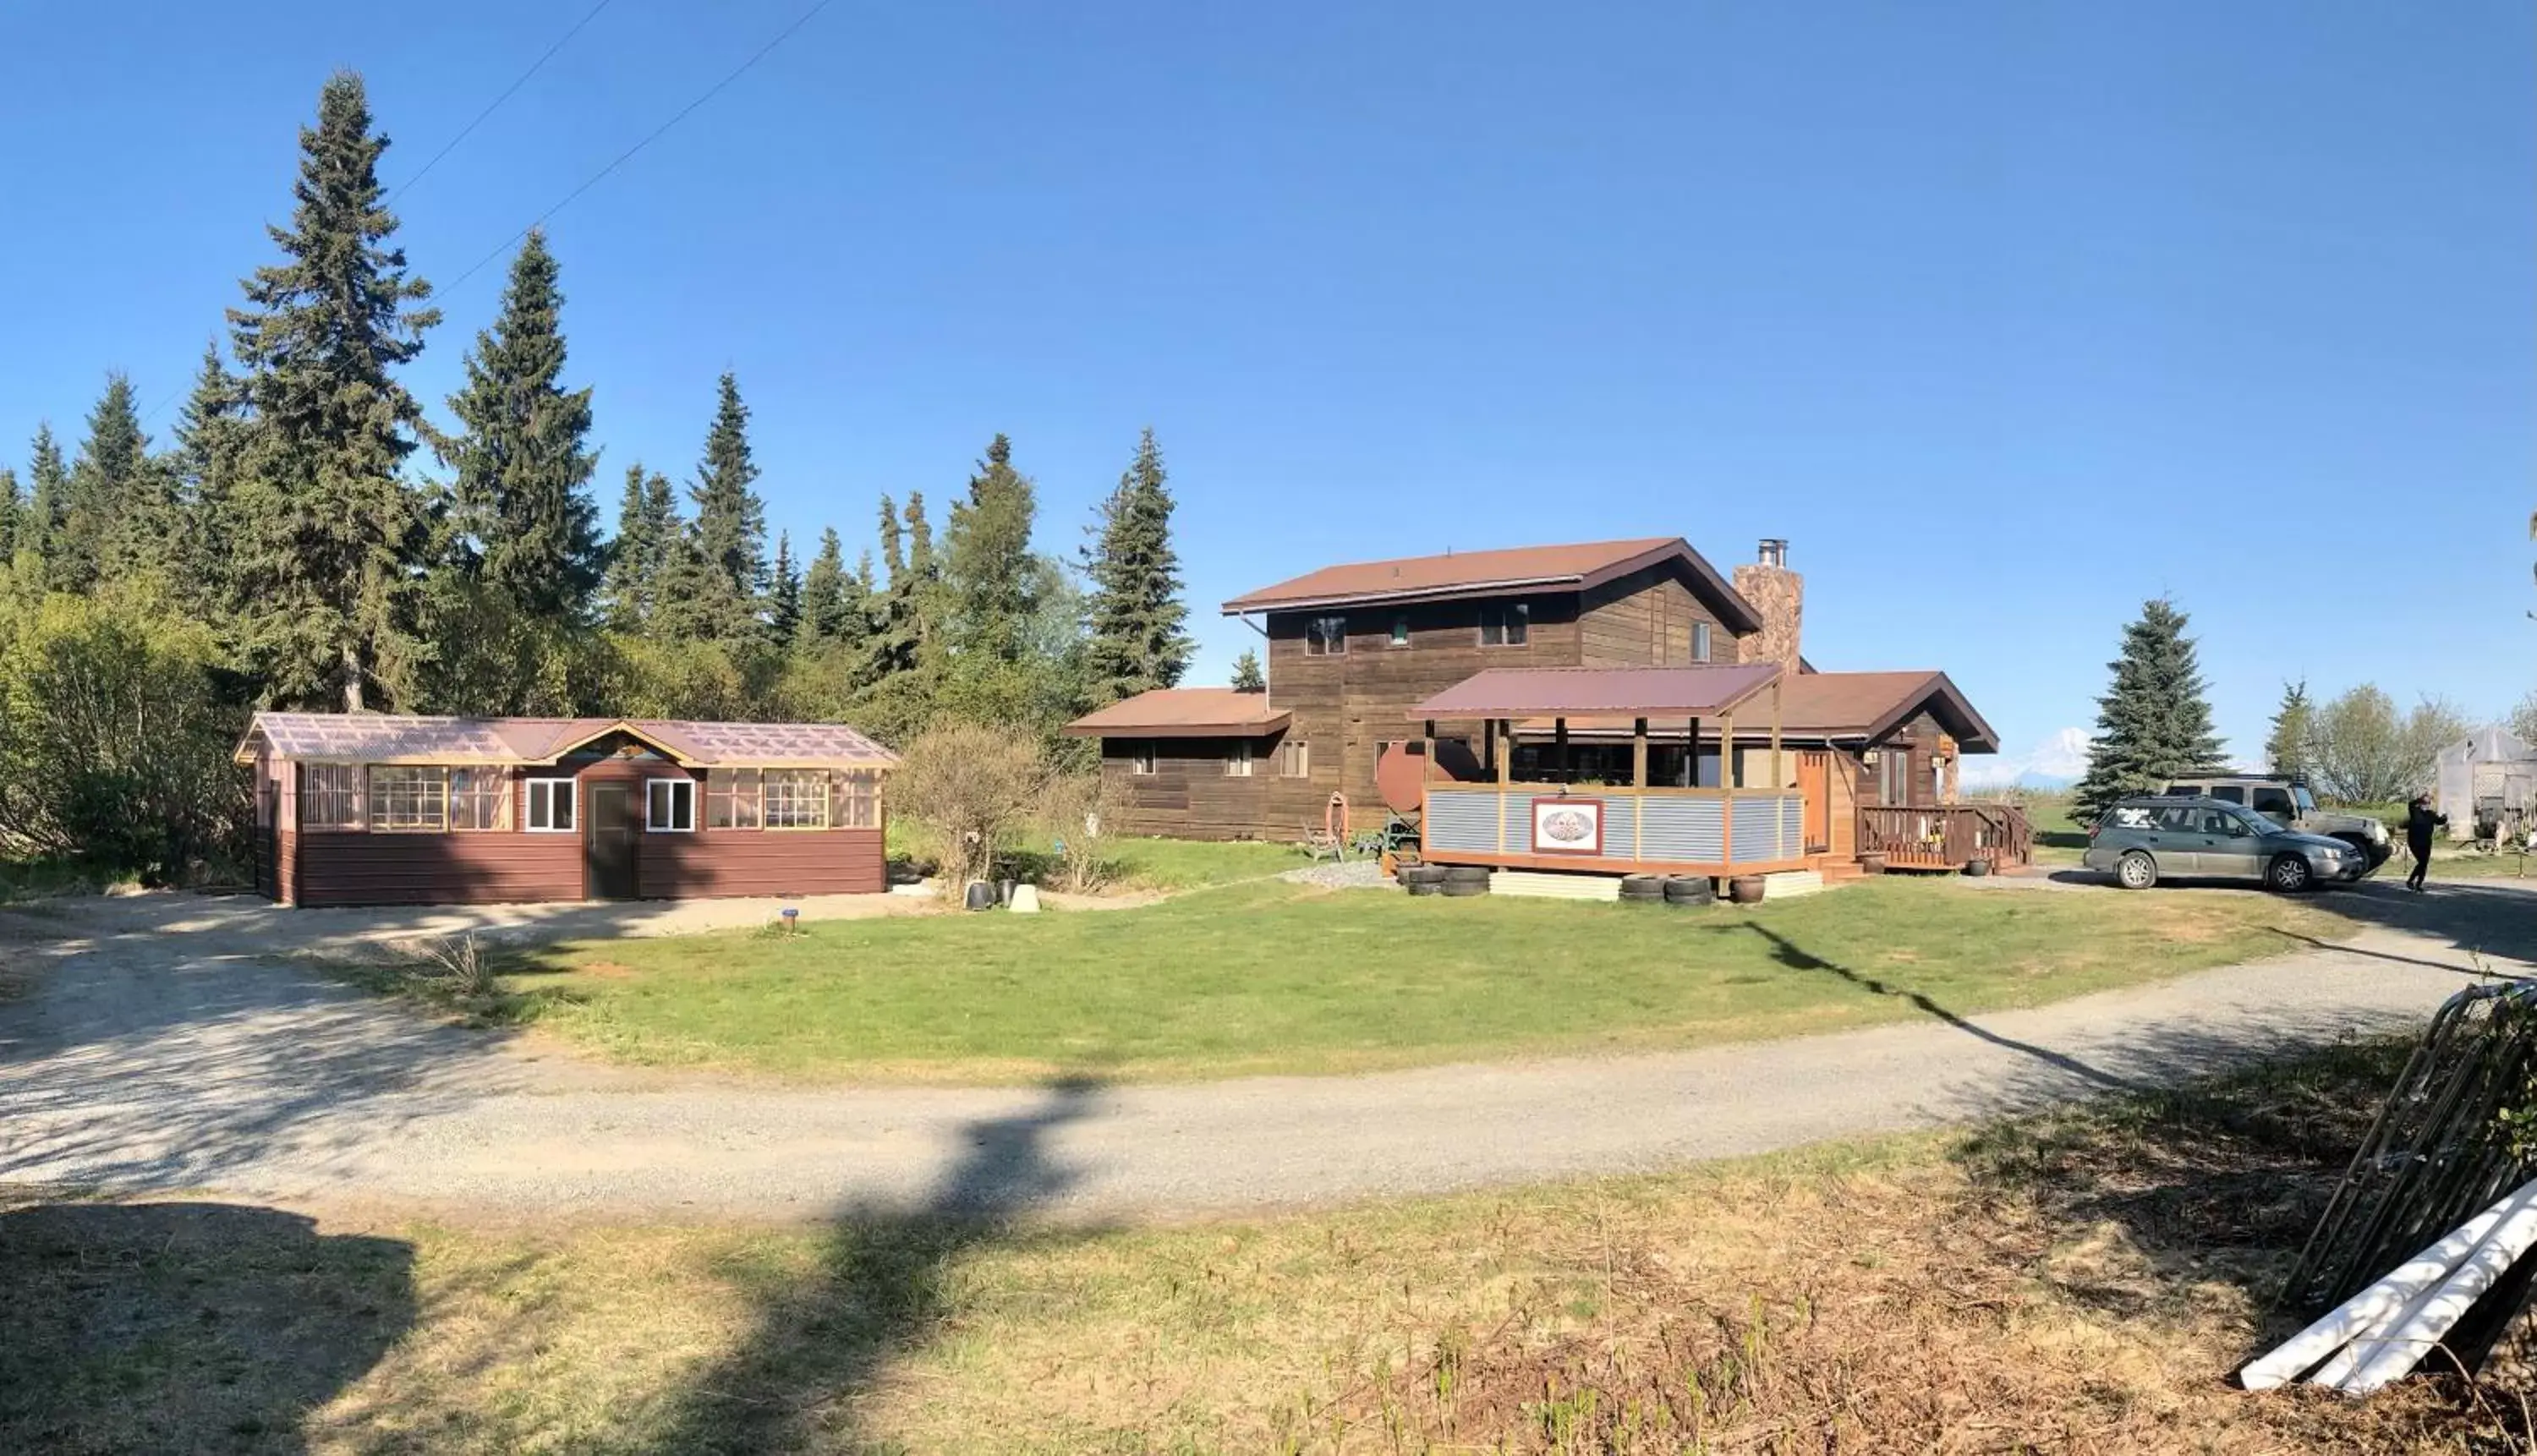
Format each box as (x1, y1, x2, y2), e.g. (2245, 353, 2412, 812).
(1530, 797, 1604, 856)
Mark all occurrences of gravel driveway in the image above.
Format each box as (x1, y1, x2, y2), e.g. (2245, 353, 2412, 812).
(3, 881, 2528, 1225)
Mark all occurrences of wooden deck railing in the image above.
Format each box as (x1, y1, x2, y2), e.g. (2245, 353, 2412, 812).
(1856, 803, 2032, 869)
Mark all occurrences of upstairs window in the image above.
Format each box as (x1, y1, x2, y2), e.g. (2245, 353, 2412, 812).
(1389, 616, 1411, 648)
(707, 769, 762, 829)
(368, 766, 447, 833)
(1129, 742, 1157, 775)
(764, 769, 830, 829)
(1279, 740, 1311, 778)
(1304, 616, 1347, 655)
(1225, 742, 1254, 778)
(1691, 621, 1712, 664)
(1480, 601, 1529, 647)
(647, 779, 695, 833)
(302, 764, 364, 829)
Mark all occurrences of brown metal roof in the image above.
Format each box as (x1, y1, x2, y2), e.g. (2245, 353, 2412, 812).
(1408, 664, 1782, 720)
(1221, 536, 1763, 632)
(1512, 671, 1999, 753)
(1063, 688, 1292, 739)
(236, 713, 898, 768)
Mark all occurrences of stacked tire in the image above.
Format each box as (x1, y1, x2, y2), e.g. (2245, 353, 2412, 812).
(1438, 865, 1492, 897)
(1663, 875, 1716, 907)
(1619, 874, 1668, 903)
(1398, 863, 1447, 896)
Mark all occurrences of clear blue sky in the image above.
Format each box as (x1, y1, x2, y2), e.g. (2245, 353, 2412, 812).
(5, 1, 2529, 776)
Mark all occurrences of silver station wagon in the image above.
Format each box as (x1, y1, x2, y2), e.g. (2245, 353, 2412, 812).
(2084, 794, 2360, 892)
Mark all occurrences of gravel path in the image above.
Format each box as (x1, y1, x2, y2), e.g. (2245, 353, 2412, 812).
(3, 880, 2529, 1225)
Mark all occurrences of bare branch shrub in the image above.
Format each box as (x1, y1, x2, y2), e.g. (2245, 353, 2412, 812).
(891, 722, 1049, 900)
(1039, 771, 1113, 894)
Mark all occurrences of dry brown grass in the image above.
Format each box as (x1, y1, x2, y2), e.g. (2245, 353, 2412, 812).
(8, 1042, 2535, 1453)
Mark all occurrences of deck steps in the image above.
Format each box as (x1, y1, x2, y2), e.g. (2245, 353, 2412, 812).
(1757, 869, 1827, 900)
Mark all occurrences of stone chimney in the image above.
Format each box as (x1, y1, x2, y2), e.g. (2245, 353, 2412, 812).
(1731, 538, 1803, 671)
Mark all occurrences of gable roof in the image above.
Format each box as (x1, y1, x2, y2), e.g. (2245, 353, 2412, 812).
(1221, 536, 1762, 633)
(235, 713, 897, 768)
(1409, 664, 1783, 721)
(1512, 671, 1998, 753)
(1063, 688, 1291, 739)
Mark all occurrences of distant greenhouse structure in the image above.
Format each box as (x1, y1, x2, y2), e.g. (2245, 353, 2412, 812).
(2434, 725, 2537, 842)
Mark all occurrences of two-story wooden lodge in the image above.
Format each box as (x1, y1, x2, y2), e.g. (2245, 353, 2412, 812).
(236, 714, 895, 907)
(1066, 536, 2026, 875)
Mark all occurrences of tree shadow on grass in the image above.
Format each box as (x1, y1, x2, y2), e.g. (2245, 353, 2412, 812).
(635, 1075, 1105, 1453)
(0, 1198, 415, 1454)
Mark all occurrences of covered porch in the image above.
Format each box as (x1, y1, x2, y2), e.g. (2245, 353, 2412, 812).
(1405, 665, 1816, 878)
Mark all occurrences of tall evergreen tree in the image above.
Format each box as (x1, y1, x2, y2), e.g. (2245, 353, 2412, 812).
(170, 342, 249, 608)
(0, 467, 20, 565)
(765, 530, 803, 644)
(442, 228, 601, 620)
(599, 464, 675, 630)
(2071, 598, 2228, 818)
(2266, 681, 2315, 780)
(61, 372, 155, 590)
(904, 491, 934, 578)
(802, 527, 851, 643)
(688, 372, 766, 641)
(1079, 427, 1192, 704)
(1230, 648, 1265, 692)
(876, 494, 903, 585)
(943, 434, 1040, 661)
(25, 424, 67, 574)
(224, 71, 439, 709)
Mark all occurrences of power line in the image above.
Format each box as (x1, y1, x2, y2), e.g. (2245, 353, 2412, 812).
(441, 0, 837, 298)
(388, 0, 618, 204)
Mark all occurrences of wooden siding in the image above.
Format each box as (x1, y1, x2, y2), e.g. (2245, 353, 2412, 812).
(1099, 736, 1296, 840)
(1577, 567, 1741, 669)
(293, 831, 584, 907)
(638, 829, 885, 898)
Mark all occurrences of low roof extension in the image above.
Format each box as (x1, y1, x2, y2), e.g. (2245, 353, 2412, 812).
(1061, 687, 1291, 739)
(1221, 536, 1764, 634)
(1511, 671, 1997, 753)
(234, 713, 898, 769)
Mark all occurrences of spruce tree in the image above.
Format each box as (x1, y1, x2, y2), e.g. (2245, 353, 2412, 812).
(443, 228, 601, 621)
(62, 372, 155, 590)
(1080, 427, 1193, 703)
(2266, 681, 2315, 780)
(25, 424, 67, 574)
(688, 372, 766, 641)
(765, 529, 803, 644)
(943, 434, 1039, 661)
(876, 494, 903, 584)
(599, 464, 676, 630)
(224, 71, 439, 709)
(802, 527, 850, 643)
(170, 342, 249, 610)
(0, 467, 19, 565)
(1230, 648, 1265, 692)
(904, 491, 934, 578)
(2071, 598, 2228, 818)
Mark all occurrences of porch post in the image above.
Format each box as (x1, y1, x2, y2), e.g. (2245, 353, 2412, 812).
(1721, 710, 1736, 866)
(1686, 715, 1700, 786)
(1495, 719, 1510, 853)
(1769, 678, 1784, 790)
(1630, 718, 1648, 789)
(1554, 717, 1569, 782)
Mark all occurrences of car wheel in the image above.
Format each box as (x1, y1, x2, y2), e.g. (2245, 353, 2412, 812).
(2267, 854, 2314, 893)
(2116, 851, 2157, 890)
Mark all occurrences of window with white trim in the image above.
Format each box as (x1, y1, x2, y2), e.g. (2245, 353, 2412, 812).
(1225, 742, 1254, 777)
(301, 764, 363, 829)
(367, 766, 447, 832)
(706, 768, 761, 829)
(1304, 615, 1347, 656)
(831, 769, 881, 829)
(450, 768, 511, 830)
(1691, 621, 1712, 664)
(647, 779, 695, 832)
(1279, 740, 1310, 778)
(1479, 602, 1529, 647)
(526, 778, 577, 832)
(764, 769, 830, 829)
(1129, 742, 1156, 775)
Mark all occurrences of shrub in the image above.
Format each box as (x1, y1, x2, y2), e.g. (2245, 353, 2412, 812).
(1038, 771, 1112, 894)
(889, 721, 1048, 900)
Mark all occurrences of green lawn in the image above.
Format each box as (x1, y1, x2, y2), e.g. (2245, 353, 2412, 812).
(885, 822, 1306, 894)
(497, 879, 2352, 1082)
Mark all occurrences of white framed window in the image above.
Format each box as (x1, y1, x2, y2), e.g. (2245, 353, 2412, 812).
(526, 778, 578, 833)
(1479, 602, 1529, 647)
(1129, 742, 1156, 775)
(1691, 621, 1712, 664)
(1279, 740, 1310, 779)
(450, 768, 511, 830)
(301, 764, 364, 829)
(1304, 615, 1347, 656)
(1225, 742, 1254, 778)
(764, 769, 830, 829)
(367, 766, 447, 833)
(831, 769, 882, 829)
(706, 768, 761, 829)
(647, 778, 696, 833)
(1389, 616, 1411, 648)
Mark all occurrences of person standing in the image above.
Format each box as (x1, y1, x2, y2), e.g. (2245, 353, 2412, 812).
(2404, 792, 2447, 891)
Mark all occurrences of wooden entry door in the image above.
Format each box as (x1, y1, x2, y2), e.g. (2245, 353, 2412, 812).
(586, 783, 638, 900)
(1796, 752, 1832, 855)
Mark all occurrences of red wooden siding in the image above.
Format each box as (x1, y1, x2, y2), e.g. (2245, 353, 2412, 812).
(293, 831, 584, 908)
(638, 830, 886, 898)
